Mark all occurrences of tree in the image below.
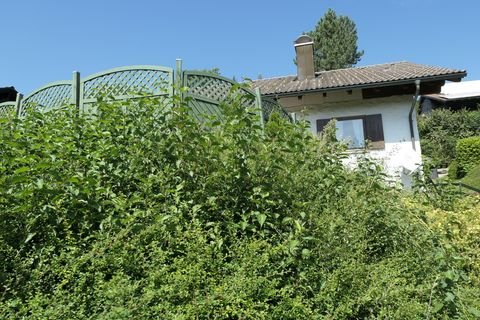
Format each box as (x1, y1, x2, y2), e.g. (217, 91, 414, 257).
(307, 9, 364, 71)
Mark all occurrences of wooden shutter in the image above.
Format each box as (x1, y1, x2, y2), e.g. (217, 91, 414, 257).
(316, 118, 331, 133)
(364, 114, 385, 149)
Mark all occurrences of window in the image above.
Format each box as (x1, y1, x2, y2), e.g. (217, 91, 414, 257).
(336, 118, 365, 148)
(316, 114, 385, 149)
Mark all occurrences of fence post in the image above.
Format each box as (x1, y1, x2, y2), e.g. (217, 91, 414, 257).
(290, 112, 297, 123)
(255, 88, 265, 131)
(175, 59, 183, 99)
(15, 93, 23, 117)
(72, 71, 81, 112)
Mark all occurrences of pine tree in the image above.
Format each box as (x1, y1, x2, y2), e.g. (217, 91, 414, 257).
(308, 9, 364, 71)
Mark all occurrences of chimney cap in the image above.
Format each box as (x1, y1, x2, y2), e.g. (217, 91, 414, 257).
(294, 34, 313, 46)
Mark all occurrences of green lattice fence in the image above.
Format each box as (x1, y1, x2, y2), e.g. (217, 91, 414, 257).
(11, 63, 291, 125)
(80, 66, 173, 112)
(19, 81, 72, 116)
(260, 97, 291, 122)
(0, 102, 16, 118)
(182, 71, 257, 121)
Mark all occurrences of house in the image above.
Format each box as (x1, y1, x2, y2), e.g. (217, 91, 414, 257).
(421, 80, 480, 113)
(252, 35, 466, 187)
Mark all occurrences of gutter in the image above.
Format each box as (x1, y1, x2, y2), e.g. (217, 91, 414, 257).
(409, 80, 421, 151)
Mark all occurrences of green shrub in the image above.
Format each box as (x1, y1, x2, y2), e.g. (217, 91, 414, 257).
(462, 163, 480, 190)
(418, 109, 480, 167)
(0, 93, 479, 319)
(456, 136, 480, 175)
(448, 160, 459, 179)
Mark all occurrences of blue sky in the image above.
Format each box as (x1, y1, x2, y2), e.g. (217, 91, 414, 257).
(2, 0, 479, 94)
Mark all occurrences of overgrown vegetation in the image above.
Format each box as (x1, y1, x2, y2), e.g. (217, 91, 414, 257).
(418, 108, 480, 168)
(0, 93, 479, 318)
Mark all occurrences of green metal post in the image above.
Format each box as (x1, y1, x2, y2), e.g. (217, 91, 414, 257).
(15, 93, 23, 117)
(72, 71, 81, 111)
(290, 112, 297, 123)
(175, 58, 183, 98)
(255, 88, 265, 131)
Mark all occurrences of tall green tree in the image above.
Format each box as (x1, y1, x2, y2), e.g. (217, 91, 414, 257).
(308, 9, 364, 71)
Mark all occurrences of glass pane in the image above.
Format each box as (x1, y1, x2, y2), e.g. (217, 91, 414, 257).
(336, 119, 365, 148)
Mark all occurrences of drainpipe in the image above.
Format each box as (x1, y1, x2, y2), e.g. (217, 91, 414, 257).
(409, 80, 421, 150)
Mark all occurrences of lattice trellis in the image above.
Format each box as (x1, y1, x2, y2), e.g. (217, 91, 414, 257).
(261, 97, 292, 122)
(183, 72, 260, 121)
(184, 73, 235, 102)
(183, 71, 290, 123)
(82, 67, 173, 103)
(0, 102, 16, 118)
(14, 65, 291, 125)
(20, 82, 72, 116)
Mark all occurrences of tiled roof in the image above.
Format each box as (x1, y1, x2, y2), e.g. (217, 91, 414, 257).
(252, 62, 466, 96)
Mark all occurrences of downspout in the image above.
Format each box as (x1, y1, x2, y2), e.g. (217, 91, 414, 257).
(409, 80, 421, 150)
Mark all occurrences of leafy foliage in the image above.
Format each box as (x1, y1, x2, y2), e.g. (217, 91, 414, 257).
(0, 93, 479, 318)
(418, 109, 480, 167)
(307, 8, 364, 71)
(456, 136, 480, 177)
(462, 163, 480, 190)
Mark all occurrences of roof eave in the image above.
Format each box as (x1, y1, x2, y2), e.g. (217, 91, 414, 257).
(260, 72, 467, 98)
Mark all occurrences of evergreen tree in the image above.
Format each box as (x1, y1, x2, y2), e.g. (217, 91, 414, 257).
(307, 9, 364, 71)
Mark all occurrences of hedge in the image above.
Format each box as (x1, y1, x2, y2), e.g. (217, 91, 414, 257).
(418, 109, 480, 167)
(456, 136, 480, 176)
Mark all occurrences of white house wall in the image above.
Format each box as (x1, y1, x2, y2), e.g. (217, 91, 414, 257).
(281, 94, 422, 187)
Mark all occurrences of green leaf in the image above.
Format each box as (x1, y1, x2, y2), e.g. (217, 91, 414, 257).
(432, 301, 444, 313)
(444, 292, 455, 302)
(14, 166, 30, 174)
(25, 233, 36, 244)
(257, 213, 266, 227)
(468, 307, 480, 317)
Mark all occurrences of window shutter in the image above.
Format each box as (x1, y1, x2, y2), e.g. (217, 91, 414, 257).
(364, 114, 385, 149)
(316, 118, 331, 133)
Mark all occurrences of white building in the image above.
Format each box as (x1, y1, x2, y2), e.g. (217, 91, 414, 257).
(253, 35, 466, 187)
(422, 80, 480, 112)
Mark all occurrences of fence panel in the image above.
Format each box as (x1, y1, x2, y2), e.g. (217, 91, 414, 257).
(15, 63, 291, 124)
(182, 71, 257, 121)
(19, 81, 73, 116)
(80, 66, 173, 112)
(260, 97, 292, 122)
(0, 102, 16, 118)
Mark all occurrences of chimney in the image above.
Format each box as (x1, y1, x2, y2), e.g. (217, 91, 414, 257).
(294, 35, 315, 80)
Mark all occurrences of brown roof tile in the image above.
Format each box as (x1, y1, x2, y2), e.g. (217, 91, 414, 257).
(252, 61, 466, 96)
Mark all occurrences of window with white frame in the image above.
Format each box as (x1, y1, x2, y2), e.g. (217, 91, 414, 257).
(335, 118, 365, 148)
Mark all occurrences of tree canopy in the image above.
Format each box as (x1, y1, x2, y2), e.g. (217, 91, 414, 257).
(307, 8, 364, 71)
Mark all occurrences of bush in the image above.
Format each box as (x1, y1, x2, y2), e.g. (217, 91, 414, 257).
(0, 93, 479, 318)
(448, 160, 459, 179)
(462, 163, 480, 190)
(456, 136, 480, 176)
(418, 109, 480, 167)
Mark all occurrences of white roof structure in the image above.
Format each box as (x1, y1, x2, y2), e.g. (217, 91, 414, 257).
(425, 80, 480, 101)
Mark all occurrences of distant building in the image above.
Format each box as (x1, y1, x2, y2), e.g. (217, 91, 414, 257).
(421, 80, 480, 113)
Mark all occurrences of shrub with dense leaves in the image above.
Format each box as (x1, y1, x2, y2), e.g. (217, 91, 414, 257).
(1, 93, 479, 319)
(456, 136, 480, 177)
(418, 109, 480, 167)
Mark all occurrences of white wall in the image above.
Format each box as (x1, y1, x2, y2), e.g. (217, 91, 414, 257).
(283, 94, 422, 187)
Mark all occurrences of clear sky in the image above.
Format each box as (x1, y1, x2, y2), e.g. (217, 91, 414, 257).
(2, 0, 479, 94)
